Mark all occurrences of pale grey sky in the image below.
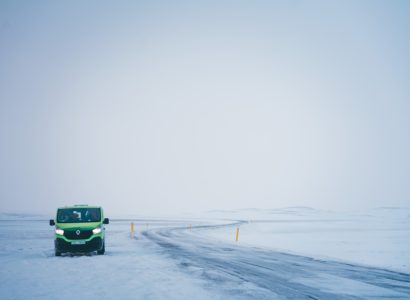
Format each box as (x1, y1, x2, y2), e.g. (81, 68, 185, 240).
(1, 0, 409, 215)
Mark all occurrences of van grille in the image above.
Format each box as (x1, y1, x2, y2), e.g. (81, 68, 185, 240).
(64, 229, 93, 240)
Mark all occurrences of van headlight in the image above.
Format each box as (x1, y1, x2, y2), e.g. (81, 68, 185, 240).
(55, 228, 64, 235)
(92, 227, 102, 234)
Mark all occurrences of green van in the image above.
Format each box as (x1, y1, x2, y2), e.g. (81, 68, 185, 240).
(49, 205, 109, 256)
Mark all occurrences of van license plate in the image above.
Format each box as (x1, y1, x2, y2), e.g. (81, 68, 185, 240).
(71, 241, 86, 245)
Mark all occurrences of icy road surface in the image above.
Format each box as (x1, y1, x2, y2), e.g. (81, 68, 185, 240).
(0, 217, 409, 300)
(144, 222, 410, 299)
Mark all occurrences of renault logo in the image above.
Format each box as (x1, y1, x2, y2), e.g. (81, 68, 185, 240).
(76, 230, 81, 235)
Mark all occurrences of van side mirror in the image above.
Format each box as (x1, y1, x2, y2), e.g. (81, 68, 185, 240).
(103, 218, 109, 225)
(49, 219, 55, 226)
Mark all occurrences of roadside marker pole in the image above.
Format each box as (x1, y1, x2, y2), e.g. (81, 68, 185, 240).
(235, 227, 239, 242)
(131, 222, 135, 239)
(189, 224, 192, 231)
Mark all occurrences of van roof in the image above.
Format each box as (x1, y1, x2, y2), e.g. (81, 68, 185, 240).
(58, 205, 102, 209)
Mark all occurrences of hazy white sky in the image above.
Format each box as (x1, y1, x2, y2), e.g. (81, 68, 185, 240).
(1, 0, 409, 215)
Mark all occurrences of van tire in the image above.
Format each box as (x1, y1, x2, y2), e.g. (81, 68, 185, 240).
(97, 242, 105, 255)
(55, 250, 61, 256)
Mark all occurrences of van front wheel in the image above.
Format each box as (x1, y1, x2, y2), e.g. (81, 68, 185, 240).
(97, 242, 105, 255)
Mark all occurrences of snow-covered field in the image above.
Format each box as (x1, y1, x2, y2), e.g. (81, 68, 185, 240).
(0, 219, 223, 300)
(0, 208, 409, 299)
(198, 207, 410, 273)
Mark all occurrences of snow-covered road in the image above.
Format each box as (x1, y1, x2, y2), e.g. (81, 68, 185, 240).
(0, 216, 409, 299)
(143, 221, 410, 300)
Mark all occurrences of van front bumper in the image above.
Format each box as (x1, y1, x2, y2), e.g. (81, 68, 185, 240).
(55, 237, 103, 253)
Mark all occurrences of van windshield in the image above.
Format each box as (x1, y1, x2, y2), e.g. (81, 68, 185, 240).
(57, 208, 101, 223)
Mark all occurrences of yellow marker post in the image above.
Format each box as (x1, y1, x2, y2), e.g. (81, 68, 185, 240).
(130, 222, 135, 239)
(235, 227, 239, 242)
